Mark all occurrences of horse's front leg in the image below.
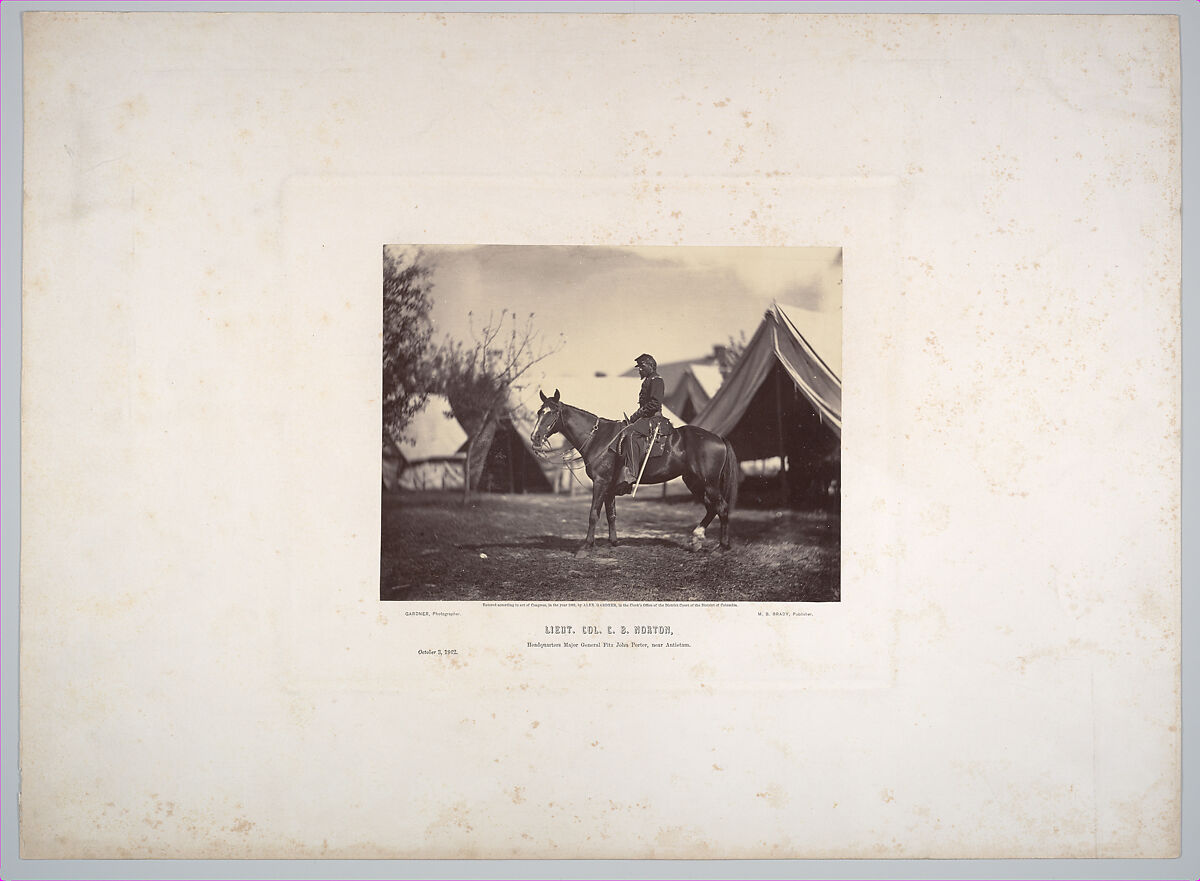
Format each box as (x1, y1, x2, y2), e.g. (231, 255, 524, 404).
(604, 496, 618, 547)
(577, 480, 606, 557)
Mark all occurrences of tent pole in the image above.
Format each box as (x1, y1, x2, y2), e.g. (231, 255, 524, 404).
(775, 363, 788, 506)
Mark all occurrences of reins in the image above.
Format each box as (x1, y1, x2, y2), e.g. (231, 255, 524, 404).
(559, 449, 591, 492)
(532, 407, 605, 491)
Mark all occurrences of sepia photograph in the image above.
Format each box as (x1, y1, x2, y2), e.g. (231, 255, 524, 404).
(381, 246, 842, 602)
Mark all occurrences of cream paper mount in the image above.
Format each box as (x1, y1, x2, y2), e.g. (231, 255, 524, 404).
(20, 12, 1179, 859)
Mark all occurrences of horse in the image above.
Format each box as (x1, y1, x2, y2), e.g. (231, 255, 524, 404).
(530, 388, 739, 556)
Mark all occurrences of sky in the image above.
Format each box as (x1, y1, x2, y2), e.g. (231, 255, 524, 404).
(402, 245, 842, 404)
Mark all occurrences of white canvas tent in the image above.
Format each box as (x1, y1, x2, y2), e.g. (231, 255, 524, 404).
(664, 362, 726, 422)
(388, 395, 469, 491)
(382, 438, 404, 491)
(694, 302, 841, 439)
(688, 363, 725, 401)
(693, 303, 841, 505)
(467, 403, 562, 494)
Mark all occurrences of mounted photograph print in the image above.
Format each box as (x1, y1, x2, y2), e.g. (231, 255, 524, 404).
(18, 9, 1179, 862)
(381, 246, 842, 602)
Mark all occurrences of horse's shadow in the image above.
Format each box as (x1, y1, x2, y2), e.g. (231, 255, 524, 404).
(456, 534, 681, 553)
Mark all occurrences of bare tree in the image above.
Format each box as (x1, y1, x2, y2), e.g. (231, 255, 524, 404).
(434, 310, 563, 505)
(382, 247, 436, 448)
(718, 330, 749, 380)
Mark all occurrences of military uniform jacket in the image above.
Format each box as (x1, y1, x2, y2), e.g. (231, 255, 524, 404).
(631, 374, 665, 421)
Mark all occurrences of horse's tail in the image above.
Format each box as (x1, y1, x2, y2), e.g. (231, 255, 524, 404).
(721, 439, 739, 513)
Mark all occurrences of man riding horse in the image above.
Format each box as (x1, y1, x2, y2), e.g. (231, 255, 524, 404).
(614, 353, 667, 495)
(531, 378, 738, 553)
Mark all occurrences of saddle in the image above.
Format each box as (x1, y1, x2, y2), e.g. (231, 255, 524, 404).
(618, 415, 672, 462)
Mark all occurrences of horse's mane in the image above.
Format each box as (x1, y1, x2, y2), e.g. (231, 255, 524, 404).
(560, 400, 623, 427)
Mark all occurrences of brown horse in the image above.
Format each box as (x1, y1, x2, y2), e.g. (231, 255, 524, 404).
(531, 389, 738, 556)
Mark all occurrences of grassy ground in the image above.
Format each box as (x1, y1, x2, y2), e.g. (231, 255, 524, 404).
(381, 490, 839, 603)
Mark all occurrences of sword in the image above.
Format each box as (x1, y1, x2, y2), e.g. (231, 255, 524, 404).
(631, 424, 660, 497)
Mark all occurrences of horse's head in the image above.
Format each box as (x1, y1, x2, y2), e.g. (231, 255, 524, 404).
(531, 388, 563, 448)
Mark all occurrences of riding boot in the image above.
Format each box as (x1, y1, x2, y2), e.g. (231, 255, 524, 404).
(614, 460, 636, 496)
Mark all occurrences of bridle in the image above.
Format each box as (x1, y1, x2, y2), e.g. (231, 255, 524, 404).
(531, 403, 602, 491)
(530, 403, 564, 451)
(531, 402, 600, 449)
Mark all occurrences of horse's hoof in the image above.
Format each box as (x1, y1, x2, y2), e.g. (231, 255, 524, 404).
(609, 539, 620, 548)
(717, 544, 733, 554)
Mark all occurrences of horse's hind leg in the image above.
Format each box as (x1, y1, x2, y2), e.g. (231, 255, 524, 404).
(682, 471, 706, 504)
(604, 496, 619, 547)
(715, 497, 732, 551)
(690, 506, 718, 550)
(683, 472, 716, 551)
